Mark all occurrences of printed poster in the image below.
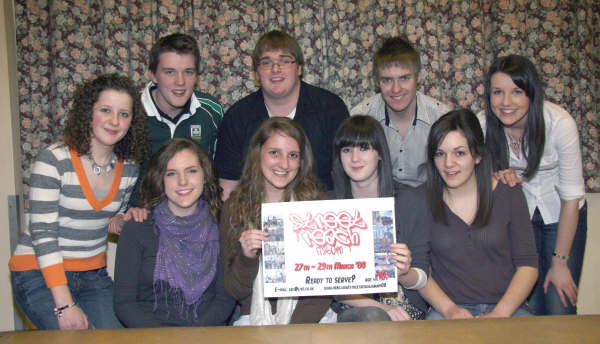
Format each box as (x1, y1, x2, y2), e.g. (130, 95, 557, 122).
(261, 197, 397, 297)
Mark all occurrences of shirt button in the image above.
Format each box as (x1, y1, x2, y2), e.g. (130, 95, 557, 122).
(398, 169, 403, 172)
(399, 149, 403, 153)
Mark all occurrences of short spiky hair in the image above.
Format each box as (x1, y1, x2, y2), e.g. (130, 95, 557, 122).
(252, 30, 305, 72)
(373, 37, 421, 81)
(149, 33, 200, 73)
(63, 73, 150, 164)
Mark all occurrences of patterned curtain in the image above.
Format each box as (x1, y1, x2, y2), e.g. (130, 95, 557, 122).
(15, 0, 599, 200)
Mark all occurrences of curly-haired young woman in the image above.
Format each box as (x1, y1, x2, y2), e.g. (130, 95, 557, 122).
(9, 74, 149, 330)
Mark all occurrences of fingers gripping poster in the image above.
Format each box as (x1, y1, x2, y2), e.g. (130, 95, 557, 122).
(261, 198, 398, 297)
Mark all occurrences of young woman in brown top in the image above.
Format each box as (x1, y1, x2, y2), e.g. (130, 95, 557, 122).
(220, 117, 332, 325)
(420, 109, 538, 319)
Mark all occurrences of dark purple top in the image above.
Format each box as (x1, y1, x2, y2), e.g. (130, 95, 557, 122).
(430, 183, 538, 305)
(113, 217, 235, 327)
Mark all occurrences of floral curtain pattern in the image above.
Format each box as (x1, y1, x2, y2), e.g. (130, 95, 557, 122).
(15, 0, 599, 199)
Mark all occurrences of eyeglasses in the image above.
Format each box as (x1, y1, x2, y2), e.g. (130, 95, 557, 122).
(258, 57, 296, 69)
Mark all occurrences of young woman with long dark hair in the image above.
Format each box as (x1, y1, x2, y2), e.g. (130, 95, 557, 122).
(420, 109, 538, 319)
(479, 55, 587, 315)
(331, 115, 431, 321)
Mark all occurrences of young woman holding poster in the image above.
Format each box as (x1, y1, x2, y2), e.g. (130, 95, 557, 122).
(420, 109, 538, 319)
(479, 55, 587, 315)
(220, 117, 333, 325)
(113, 138, 235, 327)
(330, 115, 431, 321)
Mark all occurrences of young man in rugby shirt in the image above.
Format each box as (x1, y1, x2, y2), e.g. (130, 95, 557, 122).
(129, 33, 223, 207)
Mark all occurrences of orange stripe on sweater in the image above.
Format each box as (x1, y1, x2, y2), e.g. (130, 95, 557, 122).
(9, 253, 107, 288)
(40, 263, 67, 288)
(69, 149, 124, 211)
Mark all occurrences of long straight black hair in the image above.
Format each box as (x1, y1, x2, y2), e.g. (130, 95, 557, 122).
(426, 109, 494, 227)
(484, 54, 545, 179)
(332, 115, 394, 199)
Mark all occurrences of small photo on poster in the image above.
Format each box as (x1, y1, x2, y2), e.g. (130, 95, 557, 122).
(264, 248, 286, 283)
(372, 210, 394, 253)
(264, 241, 285, 256)
(263, 215, 285, 242)
(263, 215, 286, 283)
(265, 269, 285, 283)
(374, 253, 395, 281)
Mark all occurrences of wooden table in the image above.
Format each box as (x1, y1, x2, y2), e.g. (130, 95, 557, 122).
(1, 315, 598, 343)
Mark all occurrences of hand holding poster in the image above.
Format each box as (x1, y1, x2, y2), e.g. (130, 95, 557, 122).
(261, 197, 398, 297)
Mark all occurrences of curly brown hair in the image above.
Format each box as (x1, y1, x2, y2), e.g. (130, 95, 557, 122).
(225, 117, 323, 264)
(140, 138, 222, 220)
(63, 73, 150, 164)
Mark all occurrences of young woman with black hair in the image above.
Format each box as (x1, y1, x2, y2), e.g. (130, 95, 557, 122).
(479, 55, 587, 315)
(331, 115, 431, 321)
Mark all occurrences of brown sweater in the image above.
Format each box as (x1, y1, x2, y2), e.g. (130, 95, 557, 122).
(219, 200, 332, 323)
(431, 183, 538, 305)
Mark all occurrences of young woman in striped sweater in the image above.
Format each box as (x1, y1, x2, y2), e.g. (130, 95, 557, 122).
(9, 74, 149, 330)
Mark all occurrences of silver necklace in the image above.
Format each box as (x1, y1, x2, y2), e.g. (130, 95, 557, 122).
(507, 134, 522, 159)
(87, 153, 117, 176)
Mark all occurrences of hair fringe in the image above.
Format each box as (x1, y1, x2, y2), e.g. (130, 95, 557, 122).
(332, 115, 395, 199)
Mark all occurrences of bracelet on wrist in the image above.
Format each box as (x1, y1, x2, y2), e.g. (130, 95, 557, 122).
(552, 252, 569, 260)
(53, 302, 76, 318)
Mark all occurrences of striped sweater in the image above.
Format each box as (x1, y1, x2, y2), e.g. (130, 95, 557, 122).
(9, 143, 138, 288)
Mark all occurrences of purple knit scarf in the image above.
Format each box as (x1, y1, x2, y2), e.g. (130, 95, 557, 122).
(152, 198, 219, 318)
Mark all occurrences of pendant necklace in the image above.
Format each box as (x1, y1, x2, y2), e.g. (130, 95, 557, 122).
(507, 134, 522, 159)
(87, 153, 117, 176)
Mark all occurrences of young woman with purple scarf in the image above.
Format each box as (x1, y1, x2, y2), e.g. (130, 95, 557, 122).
(113, 138, 235, 327)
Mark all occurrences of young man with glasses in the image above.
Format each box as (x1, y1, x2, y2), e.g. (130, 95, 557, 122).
(215, 30, 349, 200)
